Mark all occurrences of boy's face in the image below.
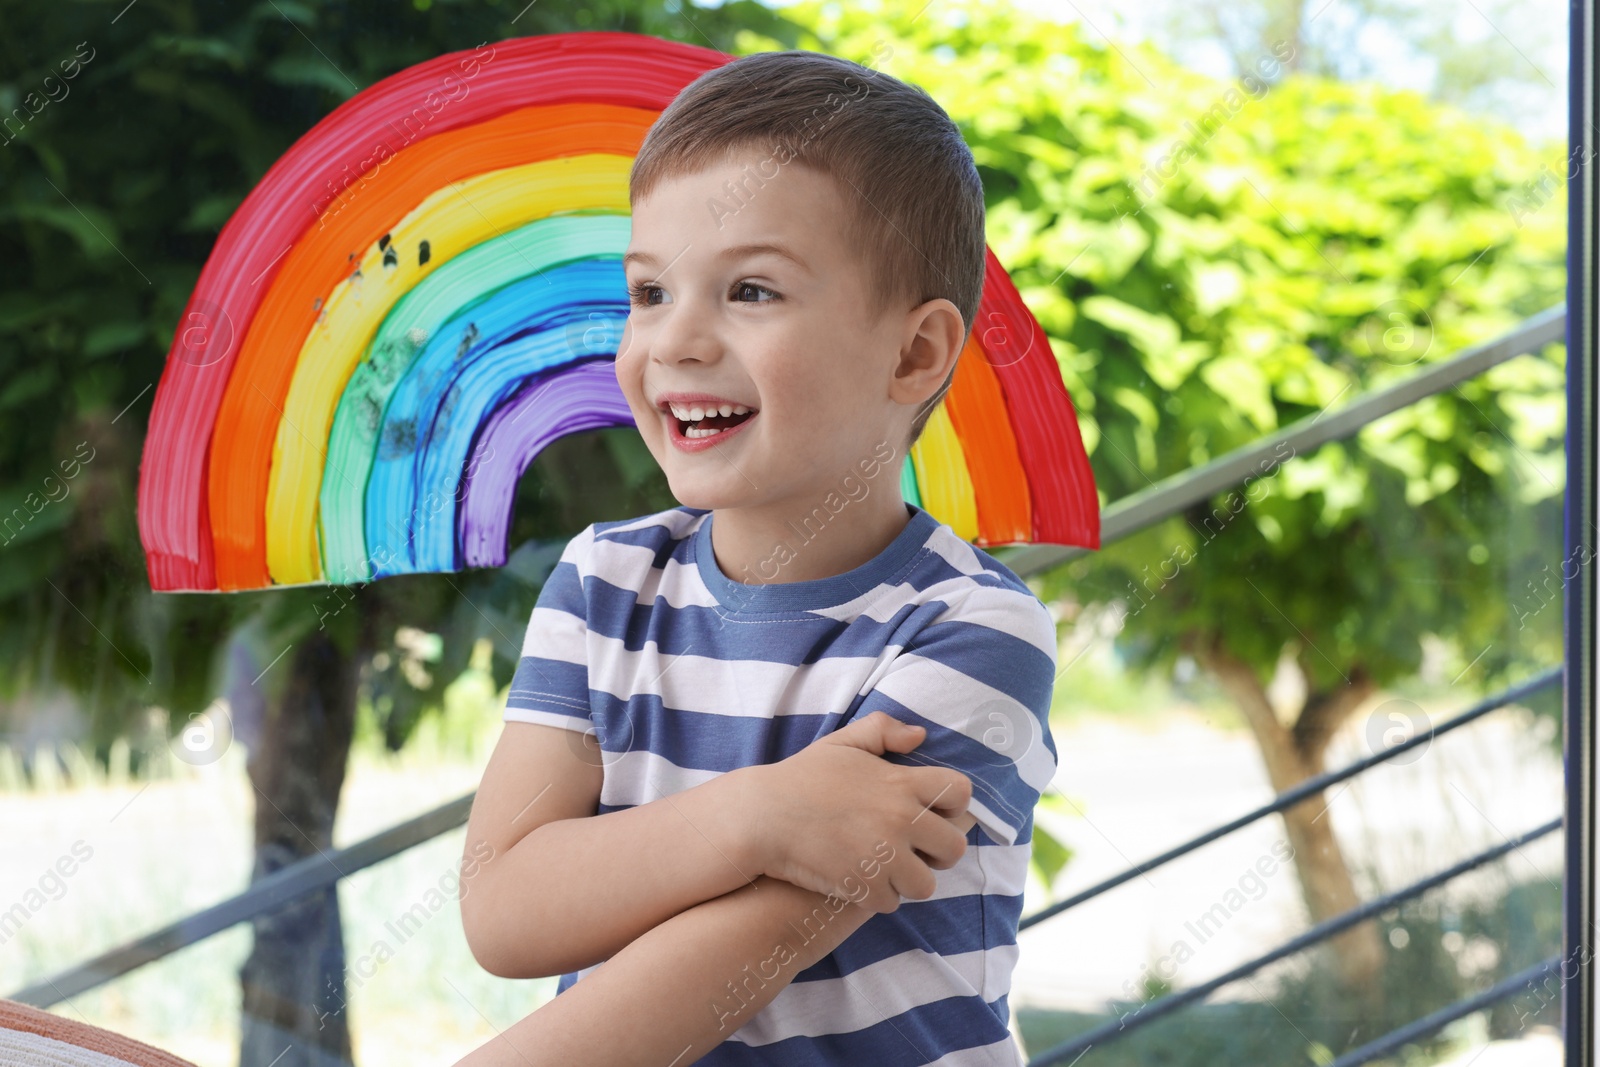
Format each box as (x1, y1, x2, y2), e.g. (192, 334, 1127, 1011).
(615, 148, 918, 514)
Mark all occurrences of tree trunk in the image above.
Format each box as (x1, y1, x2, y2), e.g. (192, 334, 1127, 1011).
(1192, 633, 1385, 999)
(238, 629, 358, 1067)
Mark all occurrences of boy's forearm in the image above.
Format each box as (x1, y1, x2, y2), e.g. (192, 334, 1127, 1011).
(466, 763, 769, 978)
(453, 875, 876, 1067)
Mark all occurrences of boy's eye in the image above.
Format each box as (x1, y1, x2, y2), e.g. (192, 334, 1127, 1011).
(627, 281, 666, 307)
(732, 282, 778, 302)
(626, 281, 779, 306)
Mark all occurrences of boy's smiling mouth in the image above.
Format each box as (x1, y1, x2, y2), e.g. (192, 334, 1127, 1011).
(655, 392, 760, 451)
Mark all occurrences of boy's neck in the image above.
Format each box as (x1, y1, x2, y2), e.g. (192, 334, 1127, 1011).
(706, 490, 915, 588)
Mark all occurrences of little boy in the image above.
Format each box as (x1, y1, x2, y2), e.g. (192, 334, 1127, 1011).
(457, 48, 1059, 1067)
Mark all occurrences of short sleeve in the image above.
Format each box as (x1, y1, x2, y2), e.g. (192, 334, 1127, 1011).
(504, 524, 596, 733)
(850, 583, 1059, 848)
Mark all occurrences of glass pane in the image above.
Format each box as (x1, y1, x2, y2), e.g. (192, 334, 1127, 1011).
(0, 0, 1568, 1065)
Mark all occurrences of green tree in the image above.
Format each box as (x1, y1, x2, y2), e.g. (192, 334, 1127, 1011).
(748, 0, 1566, 1004)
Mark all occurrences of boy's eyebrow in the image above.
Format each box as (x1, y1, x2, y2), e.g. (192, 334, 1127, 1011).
(623, 242, 812, 274)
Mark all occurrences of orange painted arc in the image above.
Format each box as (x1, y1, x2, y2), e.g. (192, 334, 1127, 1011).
(944, 333, 1033, 544)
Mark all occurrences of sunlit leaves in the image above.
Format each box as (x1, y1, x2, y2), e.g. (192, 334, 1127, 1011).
(754, 0, 1566, 693)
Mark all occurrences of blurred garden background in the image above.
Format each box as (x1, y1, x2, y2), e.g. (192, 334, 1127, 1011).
(0, 0, 1571, 1064)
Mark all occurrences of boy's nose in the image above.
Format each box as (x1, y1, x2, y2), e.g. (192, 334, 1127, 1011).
(648, 313, 722, 367)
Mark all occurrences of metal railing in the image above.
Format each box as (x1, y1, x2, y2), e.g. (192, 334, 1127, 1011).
(9, 306, 1571, 1063)
(1017, 668, 1561, 932)
(1033, 807, 1562, 1064)
(1018, 670, 1566, 1058)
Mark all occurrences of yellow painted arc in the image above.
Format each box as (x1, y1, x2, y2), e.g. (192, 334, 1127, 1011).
(265, 153, 634, 584)
(909, 402, 980, 541)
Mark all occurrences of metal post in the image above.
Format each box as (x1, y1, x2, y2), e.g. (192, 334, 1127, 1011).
(1567, 0, 1597, 1059)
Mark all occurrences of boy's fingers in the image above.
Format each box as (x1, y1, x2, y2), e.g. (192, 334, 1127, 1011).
(945, 810, 977, 834)
(830, 711, 924, 753)
(914, 768, 973, 819)
(912, 806, 973, 868)
(880, 719, 926, 753)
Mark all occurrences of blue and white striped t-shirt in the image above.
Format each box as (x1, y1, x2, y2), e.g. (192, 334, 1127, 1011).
(504, 501, 1059, 1066)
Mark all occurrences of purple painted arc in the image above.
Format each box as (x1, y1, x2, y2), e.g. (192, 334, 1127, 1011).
(459, 359, 637, 568)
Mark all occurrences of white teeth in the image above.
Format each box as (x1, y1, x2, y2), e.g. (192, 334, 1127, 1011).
(665, 401, 755, 421)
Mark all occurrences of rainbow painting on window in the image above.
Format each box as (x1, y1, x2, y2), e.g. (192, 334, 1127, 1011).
(136, 32, 1100, 593)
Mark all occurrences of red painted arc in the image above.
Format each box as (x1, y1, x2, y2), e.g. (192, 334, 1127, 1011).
(977, 249, 1101, 549)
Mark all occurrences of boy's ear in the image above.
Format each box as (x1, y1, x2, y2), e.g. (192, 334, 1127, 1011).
(888, 297, 964, 408)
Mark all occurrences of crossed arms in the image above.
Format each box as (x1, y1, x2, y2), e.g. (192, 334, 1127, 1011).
(452, 712, 978, 1067)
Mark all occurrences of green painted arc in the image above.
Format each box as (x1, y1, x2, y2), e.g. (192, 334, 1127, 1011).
(900, 454, 921, 509)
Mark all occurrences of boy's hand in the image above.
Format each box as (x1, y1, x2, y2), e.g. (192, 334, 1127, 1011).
(741, 710, 974, 915)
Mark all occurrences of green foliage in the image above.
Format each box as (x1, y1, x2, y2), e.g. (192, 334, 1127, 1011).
(748, 0, 1567, 696)
(1027, 791, 1080, 896)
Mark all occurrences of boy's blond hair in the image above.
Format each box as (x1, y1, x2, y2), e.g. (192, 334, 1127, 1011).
(629, 49, 987, 448)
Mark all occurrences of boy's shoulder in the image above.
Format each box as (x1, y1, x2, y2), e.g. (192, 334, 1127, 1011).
(911, 519, 1058, 655)
(895, 508, 1049, 608)
(920, 520, 1042, 599)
